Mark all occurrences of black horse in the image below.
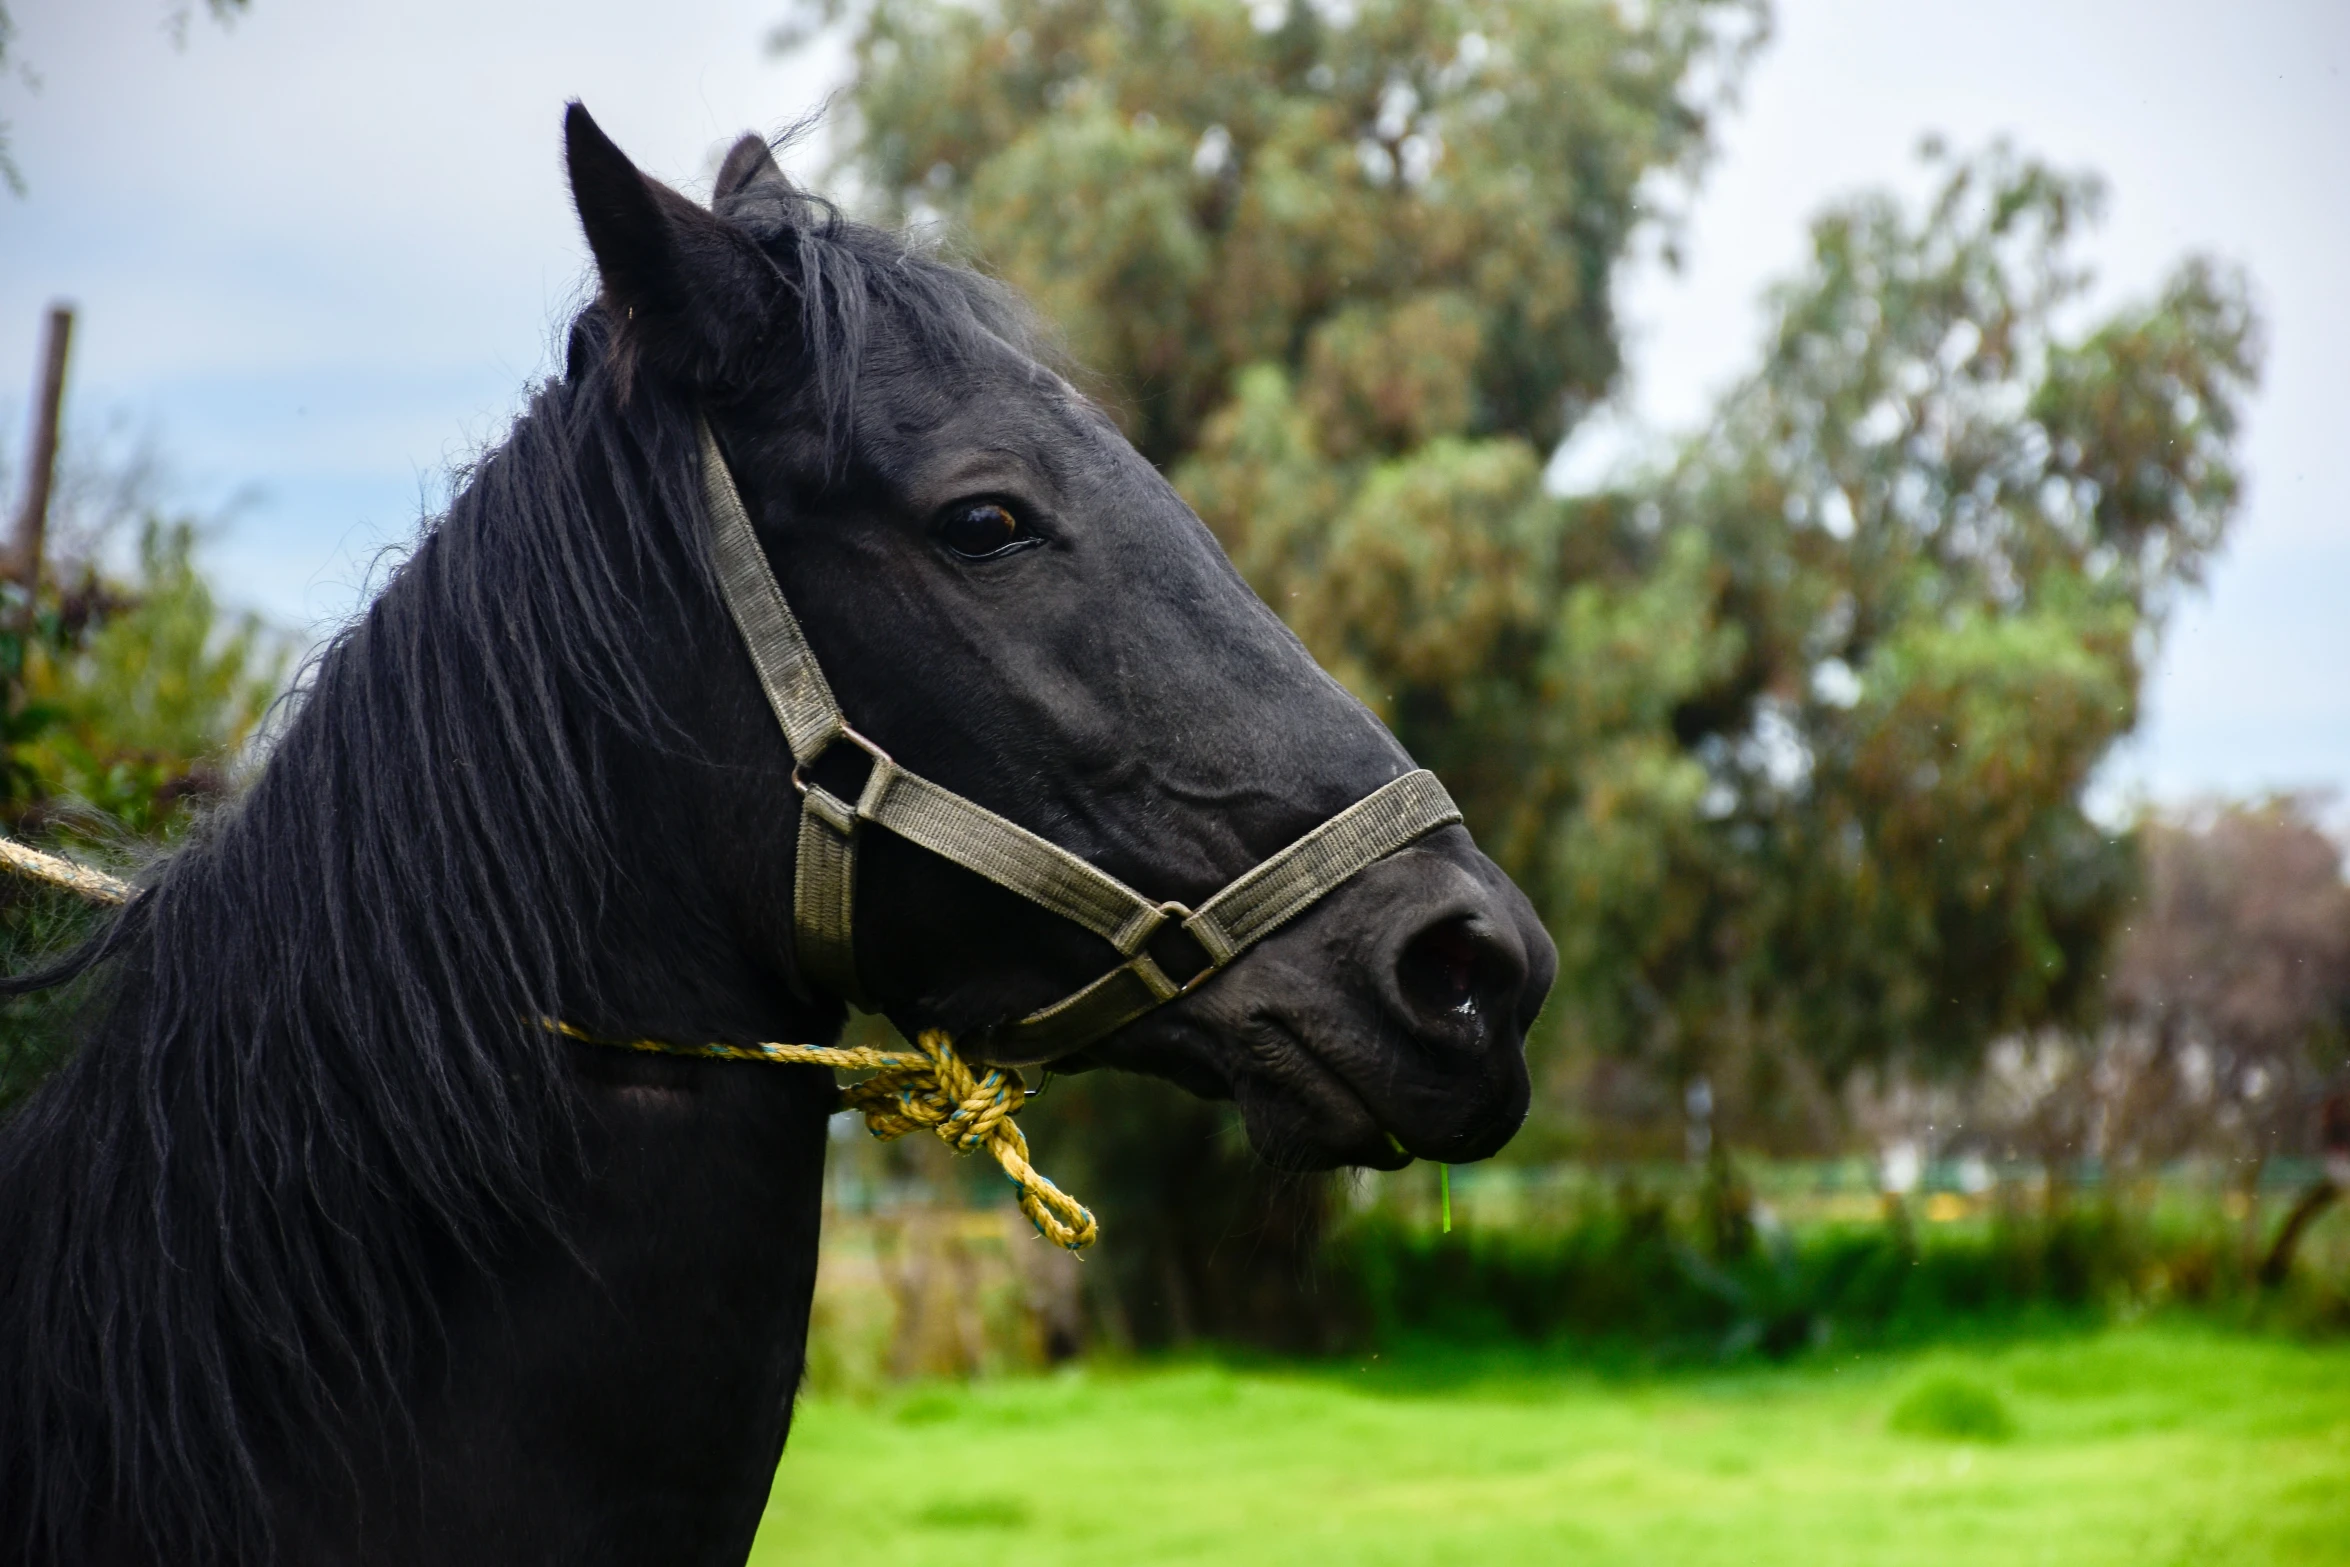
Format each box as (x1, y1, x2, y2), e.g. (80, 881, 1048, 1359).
(0, 107, 1554, 1566)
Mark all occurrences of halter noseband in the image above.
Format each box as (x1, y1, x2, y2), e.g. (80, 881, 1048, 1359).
(699, 420, 1462, 1064)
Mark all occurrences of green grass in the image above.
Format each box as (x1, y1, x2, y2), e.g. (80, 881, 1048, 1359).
(750, 1324, 2350, 1566)
(1888, 1371, 2018, 1443)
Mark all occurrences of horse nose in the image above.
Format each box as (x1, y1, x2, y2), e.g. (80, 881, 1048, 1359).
(1386, 875, 1552, 1052)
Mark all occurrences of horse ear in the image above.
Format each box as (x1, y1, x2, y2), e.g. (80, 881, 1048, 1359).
(714, 133, 801, 244)
(715, 134, 786, 201)
(564, 102, 780, 386)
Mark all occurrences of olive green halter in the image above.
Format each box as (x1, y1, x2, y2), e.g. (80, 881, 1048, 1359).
(699, 420, 1463, 1064)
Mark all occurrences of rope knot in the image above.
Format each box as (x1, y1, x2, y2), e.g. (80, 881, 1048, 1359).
(538, 1020, 1098, 1251)
(838, 1029, 1096, 1251)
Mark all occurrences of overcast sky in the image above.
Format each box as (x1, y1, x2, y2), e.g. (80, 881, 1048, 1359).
(1, 0, 2343, 810)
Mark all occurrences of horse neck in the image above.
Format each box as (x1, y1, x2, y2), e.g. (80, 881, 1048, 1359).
(1, 392, 844, 1565)
(255, 535, 847, 1560)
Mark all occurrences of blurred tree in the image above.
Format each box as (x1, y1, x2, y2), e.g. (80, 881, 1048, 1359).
(15, 518, 282, 838)
(1958, 796, 2350, 1259)
(826, 0, 1764, 466)
(811, 0, 2259, 1339)
(815, 0, 1767, 1344)
(2103, 798, 2350, 1279)
(1188, 144, 2258, 1154)
(0, 440, 289, 1111)
(2107, 799, 2350, 1175)
(1567, 146, 2260, 1140)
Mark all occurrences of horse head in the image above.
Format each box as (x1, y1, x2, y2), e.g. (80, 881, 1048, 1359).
(0, 102, 1567, 1567)
(565, 104, 1554, 1173)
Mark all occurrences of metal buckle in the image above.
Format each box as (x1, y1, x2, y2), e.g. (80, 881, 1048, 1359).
(1147, 901, 1224, 995)
(790, 723, 893, 796)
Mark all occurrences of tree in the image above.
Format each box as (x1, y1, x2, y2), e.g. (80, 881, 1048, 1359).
(1199, 146, 2255, 1154)
(1952, 796, 2350, 1270)
(13, 518, 283, 838)
(829, 0, 1763, 467)
(815, 0, 1764, 818)
(0, 435, 289, 1111)
(2103, 798, 2350, 1280)
(1558, 146, 2259, 1140)
(818, 0, 1766, 1343)
(817, 0, 2260, 1338)
(2108, 799, 2350, 1172)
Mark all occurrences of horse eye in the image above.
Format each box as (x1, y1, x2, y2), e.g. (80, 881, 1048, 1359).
(937, 502, 1026, 560)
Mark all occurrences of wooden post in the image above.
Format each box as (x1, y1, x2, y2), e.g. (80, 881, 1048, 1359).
(10, 303, 75, 590)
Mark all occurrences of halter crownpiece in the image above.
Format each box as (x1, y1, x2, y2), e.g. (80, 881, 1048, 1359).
(699, 419, 1465, 1063)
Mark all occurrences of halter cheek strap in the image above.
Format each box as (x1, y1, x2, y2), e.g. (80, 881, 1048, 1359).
(698, 420, 1462, 1064)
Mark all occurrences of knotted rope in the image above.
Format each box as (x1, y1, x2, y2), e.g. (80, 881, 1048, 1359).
(546, 1021, 1096, 1250)
(0, 833, 1098, 1251)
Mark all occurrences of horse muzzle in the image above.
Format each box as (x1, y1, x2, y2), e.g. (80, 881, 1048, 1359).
(1096, 825, 1554, 1172)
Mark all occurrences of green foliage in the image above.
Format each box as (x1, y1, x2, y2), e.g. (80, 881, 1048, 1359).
(1315, 1169, 2350, 1363)
(0, 513, 288, 1112)
(1624, 148, 2261, 1102)
(16, 520, 284, 838)
(829, 3, 2258, 1128)
(834, 0, 1770, 1342)
(1326, 1198, 2154, 1362)
(1889, 1371, 2016, 1441)
(1203, 141, 2257, 1132)
(828, 0, 2263, 1339)
(1232, 142, 2257, 1115)
(829, 0, 1764, 465)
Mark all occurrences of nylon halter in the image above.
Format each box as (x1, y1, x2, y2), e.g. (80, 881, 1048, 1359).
(699, 420, 1463, 1064)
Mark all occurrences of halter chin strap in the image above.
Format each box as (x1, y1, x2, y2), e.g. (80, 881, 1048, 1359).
(698, 419, 1462, 1064)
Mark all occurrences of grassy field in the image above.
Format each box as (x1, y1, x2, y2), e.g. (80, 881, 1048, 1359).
(750, 1324, 2350, 1566)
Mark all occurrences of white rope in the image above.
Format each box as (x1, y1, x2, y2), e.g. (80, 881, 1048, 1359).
(0, 836, 132, 905)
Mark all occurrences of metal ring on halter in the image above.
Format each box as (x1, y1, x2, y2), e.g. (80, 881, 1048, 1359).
(789, 724, 893, 797)
(1145, 901, 1225, 996)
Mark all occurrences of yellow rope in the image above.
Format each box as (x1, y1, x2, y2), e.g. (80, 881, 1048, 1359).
(544, 1021, 1097, 1251)
(0, 837, 1097, 1248)
(0, 836, 132, 905)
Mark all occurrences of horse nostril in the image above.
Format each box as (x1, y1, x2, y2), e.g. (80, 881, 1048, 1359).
(1396, 917, 1496, 1020)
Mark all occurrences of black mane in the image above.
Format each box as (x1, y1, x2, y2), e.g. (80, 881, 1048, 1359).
(0, 177, 1030, 1567)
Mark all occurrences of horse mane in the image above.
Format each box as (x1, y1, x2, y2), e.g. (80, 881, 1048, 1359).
(0, 174, 1033, 1567)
